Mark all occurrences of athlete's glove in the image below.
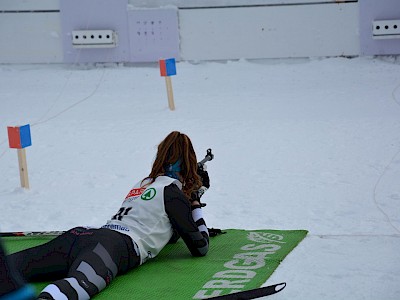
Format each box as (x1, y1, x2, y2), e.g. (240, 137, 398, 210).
(208, 228, 226, 237)
(198, 164, 210, 189)
(191, 164, 210, 206)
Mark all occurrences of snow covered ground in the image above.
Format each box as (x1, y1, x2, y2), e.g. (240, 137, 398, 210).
(1, 56, 400, 299)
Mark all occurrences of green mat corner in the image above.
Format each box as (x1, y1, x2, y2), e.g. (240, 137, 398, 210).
(4, 229, 307, 299)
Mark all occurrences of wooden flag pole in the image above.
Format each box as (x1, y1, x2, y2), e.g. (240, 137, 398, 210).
(17, 148, 29, 189)
(165, 76, 175, 111)
(8, 124, 32, 189)
(159, 58, 177, 111)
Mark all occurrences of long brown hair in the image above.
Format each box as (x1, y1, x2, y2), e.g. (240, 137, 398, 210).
(143, 131, 201, 199)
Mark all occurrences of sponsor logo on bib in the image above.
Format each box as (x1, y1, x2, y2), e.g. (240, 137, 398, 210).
(141, 188, 156, 200)
(125, 187, 146, 200)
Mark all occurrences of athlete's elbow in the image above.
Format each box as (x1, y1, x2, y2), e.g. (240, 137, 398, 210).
(187, 232, 209, 256)
(193, 243, 209, 257)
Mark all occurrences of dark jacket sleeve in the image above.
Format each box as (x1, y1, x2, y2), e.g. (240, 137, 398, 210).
(164, 183, 209, 256)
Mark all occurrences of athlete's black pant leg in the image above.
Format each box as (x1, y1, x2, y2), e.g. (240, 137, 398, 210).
(8, 229, 77, 282)
(0, 239, 26, 295)
(38, 228, 140, 299)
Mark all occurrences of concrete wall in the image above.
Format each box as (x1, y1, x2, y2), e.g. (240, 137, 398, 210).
(0, 0, 398, 63)
(179, 3, 359, 61)
(0, 1, 62, 63)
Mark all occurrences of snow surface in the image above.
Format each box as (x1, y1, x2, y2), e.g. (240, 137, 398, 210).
(1, 57, 400, 299)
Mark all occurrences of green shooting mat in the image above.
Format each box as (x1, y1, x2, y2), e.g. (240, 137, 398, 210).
(4, 229, 307, 299)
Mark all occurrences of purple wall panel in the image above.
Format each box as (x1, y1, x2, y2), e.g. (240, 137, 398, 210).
(128, 8, 180, 62)
(60, 0, 130, 63)
(360, 0, 400, 55)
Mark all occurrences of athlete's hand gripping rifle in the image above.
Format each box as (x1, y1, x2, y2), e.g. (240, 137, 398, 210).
(194, 149, 214, 206)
